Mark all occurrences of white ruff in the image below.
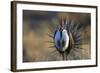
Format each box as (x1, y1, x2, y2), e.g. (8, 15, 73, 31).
(62, 29, 69, 51)
(54, 29, 69, 52)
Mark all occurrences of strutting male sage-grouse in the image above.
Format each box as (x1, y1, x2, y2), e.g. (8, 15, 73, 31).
(53, 19, 83, 60)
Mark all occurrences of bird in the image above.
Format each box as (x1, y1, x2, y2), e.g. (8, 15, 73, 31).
(47, 18, 84, 60)
(53, 18, 83, 60)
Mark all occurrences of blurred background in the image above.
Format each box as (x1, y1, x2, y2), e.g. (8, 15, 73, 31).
(23, 10, 91, 62)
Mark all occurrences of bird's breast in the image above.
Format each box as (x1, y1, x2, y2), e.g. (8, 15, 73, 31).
(54, 29, 69, 52)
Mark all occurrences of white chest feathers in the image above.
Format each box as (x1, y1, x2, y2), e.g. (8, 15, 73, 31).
(54, 29, 70, 52)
